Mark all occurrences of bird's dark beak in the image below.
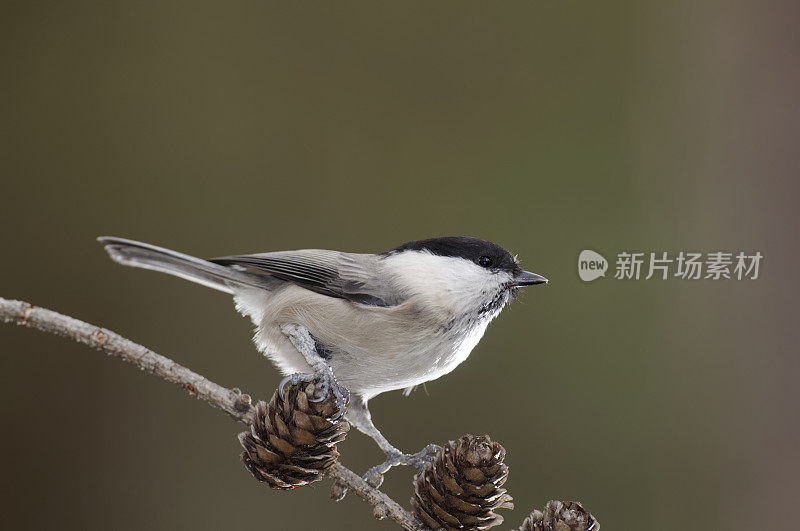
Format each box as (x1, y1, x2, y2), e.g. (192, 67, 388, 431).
(513, 270, 549, 286)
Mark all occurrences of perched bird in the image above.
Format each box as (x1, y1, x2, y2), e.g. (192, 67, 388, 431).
(98, 236, 547, 484)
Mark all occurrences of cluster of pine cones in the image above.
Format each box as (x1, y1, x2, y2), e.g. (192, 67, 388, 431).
(237, 378, 598, 530)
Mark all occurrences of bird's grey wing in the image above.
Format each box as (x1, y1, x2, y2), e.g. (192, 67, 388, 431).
(209, 250, 402, 307)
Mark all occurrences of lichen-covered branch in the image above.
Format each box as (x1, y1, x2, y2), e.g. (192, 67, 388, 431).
(0, 298, 424, 531)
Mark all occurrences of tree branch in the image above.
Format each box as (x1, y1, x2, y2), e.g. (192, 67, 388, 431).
(0, 298, 424, 531)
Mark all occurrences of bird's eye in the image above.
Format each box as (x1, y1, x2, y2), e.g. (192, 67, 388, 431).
(478, 256, 493, 268)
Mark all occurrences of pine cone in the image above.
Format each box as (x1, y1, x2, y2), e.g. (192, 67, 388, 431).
(411, 434, 514, 530)
(238, 379, 349, 489)
(518, 500, 599, 531)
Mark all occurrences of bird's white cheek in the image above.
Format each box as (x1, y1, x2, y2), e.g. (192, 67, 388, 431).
(381, 252, 512, 316)
(450, 273, 511, 311)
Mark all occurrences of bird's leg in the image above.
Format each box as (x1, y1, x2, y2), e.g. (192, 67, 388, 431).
(279, 323, 349, 412)
(347, 394, 440, 488)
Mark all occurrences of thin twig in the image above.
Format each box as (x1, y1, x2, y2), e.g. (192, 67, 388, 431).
(0, 298, 424, 531)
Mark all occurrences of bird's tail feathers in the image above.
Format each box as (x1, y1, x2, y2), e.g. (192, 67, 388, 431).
(97, 236, 269, 294)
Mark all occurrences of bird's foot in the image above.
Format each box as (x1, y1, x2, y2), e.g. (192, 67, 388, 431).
(278, 367, 350, 415)
(278, 323, 350, 414)
(363, 444, 442, 488)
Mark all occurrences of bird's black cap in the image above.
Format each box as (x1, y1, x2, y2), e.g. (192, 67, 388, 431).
(384, 236, 523, 276)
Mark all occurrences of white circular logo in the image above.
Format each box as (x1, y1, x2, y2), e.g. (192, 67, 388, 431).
(578, 250, 608, 282)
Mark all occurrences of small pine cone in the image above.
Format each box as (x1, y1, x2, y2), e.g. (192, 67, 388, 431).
(518, 500, 599, 531)
(238, 379, 349, 489)
(411, 434, 514, 530)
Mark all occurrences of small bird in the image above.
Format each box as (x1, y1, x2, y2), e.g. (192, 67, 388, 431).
(98, 236, 547, 484)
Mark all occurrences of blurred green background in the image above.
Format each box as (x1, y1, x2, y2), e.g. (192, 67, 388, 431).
(2, 2, 798, 529)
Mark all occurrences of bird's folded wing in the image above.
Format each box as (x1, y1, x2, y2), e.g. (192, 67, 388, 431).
(210, 250, 402, 307)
